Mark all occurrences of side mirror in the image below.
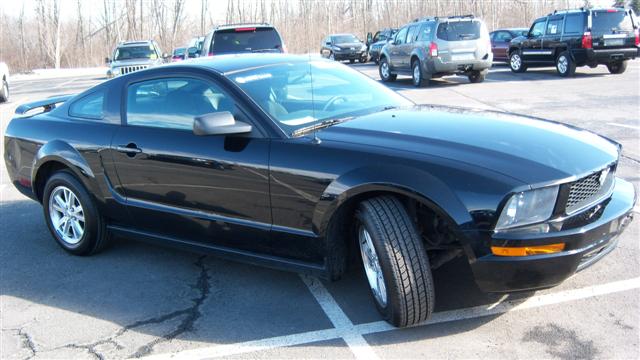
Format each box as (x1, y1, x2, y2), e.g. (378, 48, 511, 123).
(187, 47, 200, 58)
(366, 32, 373, 45)
(325, 41, 331, 46)
(105, 57, 111, 64)
(193, 111, 252, 136)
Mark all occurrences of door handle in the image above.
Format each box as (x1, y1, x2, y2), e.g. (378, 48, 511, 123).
(116, 143, 142, 155)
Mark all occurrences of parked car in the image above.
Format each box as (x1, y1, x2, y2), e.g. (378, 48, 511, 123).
(490, 28, 529, 62)
(106, 40, 167, 78)
(199, 23, 285, 57)
(187, 36, 205, 58)
(5, 54, 636, 327)
(509, 8, 639, 76)
(0, 61, 9, 103)
(321, 34, 368, 63)
(171, 47, 187, 62)
(366, 28, 398, 64)
(379, 15, 493, 87)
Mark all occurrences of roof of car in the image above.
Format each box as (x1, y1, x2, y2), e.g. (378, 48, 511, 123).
(175, 53, 315, 74)
(119, 40, 154, 46)
(212, 23, 274, 31)
(330, 33, 357, 37)
(492, 28, 528, 32)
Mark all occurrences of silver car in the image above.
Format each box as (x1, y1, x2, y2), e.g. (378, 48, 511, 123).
(379, 15, 493, 87)
(106, 40, 167, 78)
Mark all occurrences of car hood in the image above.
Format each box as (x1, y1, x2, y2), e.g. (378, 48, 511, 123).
(319, 105, 620, 185)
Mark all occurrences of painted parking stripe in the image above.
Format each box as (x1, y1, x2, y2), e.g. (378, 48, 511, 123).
(141, 277, 639, 360)
(607, 122, 640, 130)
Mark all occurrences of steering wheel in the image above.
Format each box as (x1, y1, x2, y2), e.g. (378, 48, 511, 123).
(322, 96, 348, 112)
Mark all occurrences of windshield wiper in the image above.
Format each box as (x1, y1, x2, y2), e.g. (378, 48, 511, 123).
(291, 117, 352, 137)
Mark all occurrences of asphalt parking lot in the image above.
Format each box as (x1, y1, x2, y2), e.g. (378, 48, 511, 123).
(1, 61, 639, 359)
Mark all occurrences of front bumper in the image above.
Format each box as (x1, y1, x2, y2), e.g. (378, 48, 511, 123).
(333, 50, 367, 60)
(470, 177, 635, 293)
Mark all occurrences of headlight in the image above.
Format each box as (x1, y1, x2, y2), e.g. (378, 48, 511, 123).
(112, 67, 120, 75)
(331, 46, 341, 51)
(495, 186, 558, 230)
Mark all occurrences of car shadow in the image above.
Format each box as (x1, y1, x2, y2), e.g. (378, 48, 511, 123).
(1, 198, 536, 355)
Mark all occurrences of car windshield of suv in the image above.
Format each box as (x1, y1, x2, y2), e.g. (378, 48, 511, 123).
(437, 20, 483, 41)
(332, 35, 359, 44)
(173, 48, 185, 56)
(592, 11, 634, 34)
(231, 60, 412, 135)
(212, 28, 282, 53)
(114, 45, 157, 61)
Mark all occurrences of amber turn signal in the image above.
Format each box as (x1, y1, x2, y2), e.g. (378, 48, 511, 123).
(491, 243, 565, 256)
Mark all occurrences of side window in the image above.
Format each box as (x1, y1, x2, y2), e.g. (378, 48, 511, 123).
(530, 20, 546, 38)
(564, 14, 584, 34)
(69, 90, 105, 120)
(546, 18, 563, 35)
(418, 24, 433, 41)
(394, 27, 408, 45)
(406, 25, 419, 43)
(372, 32, 381, 43)
(126, 77, 236, 130)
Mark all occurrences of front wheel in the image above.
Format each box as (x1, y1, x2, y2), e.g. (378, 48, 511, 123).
(379, 57, 397, 82)
(556, 51, 576, 77)
(349, 59, 355, 64)
(468, 70, 487, 83)
(0, 79, 8, 102)
(43, 170, 110, 255)
(607, 60, 627, 74)
(356, 196, 435, 327)
(509, 51, 527, 73)
(329, 52, 335, 61)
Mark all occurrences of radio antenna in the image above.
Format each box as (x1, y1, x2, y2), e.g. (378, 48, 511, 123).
(309, 55, 321, 144)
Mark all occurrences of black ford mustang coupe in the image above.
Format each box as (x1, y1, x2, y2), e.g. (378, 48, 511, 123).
(4, 55, 635, 327)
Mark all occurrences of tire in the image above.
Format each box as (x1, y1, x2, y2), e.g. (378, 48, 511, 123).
(355, 196, 435, 327)
(607, 60, 627, 74)
(468, 70, 487, 83)
(329, 52, 335, 61)
(509, 50, 527, 73)
(359, 56, 367, 63)
(43, 170, 110, 255)
(556, 51, 576, 77)
(349, 59, 355, 64)
(379, 57, 397, 82)
(0, 79, 8, 103)
(411, 60, 428, 87)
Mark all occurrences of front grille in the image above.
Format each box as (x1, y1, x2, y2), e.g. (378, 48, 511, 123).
(565, 166, 614, 214)
(119, 65, 148, 75)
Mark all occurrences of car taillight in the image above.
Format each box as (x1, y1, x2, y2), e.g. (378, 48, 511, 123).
(428, 42, 438, 57)
(635, 29, 639, 46)
(208, 51, 214, 56)
(581, 32, 592, 49)
(235, 27, 256, 32)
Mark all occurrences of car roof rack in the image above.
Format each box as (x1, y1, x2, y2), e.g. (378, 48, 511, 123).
(216, 22, 272, 29)
(549, 7, 590, 16)
(414, 14, 475, 22)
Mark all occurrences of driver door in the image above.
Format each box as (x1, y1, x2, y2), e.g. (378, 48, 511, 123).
(110, 72, 272, 250)
(523, 19, 548, 62)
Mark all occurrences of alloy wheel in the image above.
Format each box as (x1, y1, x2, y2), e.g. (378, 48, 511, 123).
(510, 54, 521, 71)
(49, 185, 85, 245)
(413, 63, 421, 85)
(359, 225, 387, 307)
(381, 62, 390, 79)
(557, 55, 568, 74)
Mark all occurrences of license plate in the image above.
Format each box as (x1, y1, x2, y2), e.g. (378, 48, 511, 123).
(451, 53, 475, 61)
(604, 39, 624, 46)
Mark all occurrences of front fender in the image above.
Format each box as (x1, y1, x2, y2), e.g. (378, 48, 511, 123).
(32, 140, 96, 199)
(313, 164, 474, 237)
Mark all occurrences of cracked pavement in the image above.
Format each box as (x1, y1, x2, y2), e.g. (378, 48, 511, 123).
(1, 63, 639, 359)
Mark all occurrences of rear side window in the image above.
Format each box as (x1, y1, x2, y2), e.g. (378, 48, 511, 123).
(564, 14, 585, 34)
(126, 77, 236, 130)
(69, 90, 104, 120)
(591, 11, 634, 34)
(212, 27, 282, 53)
(418, 24, 433, 41)
(436, 20, 482, 41)
(546, 18, 563, 35)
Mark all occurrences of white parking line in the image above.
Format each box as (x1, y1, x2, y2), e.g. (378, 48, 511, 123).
(142, 277, 640, 360)
(607, 122, 640, 130)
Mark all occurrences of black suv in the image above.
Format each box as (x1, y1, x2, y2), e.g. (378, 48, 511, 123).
(321, 34, 368, 63)
(199, 23, 285, 57)
(509, 8, 639, 76)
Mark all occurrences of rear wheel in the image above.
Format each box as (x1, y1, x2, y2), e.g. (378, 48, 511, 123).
(468, 70, 487, 83)
(509, 51, 527, 73)
(379, 57, 397, 82)
(607, 60, 627, 74)
(411, 60, 428, 87)
(356, 196, 435, 327)
(0, 79, 8, 102)
(43, 171, 110, 255)
(349, 59, 355, 64)
(556, 51, 576, 77)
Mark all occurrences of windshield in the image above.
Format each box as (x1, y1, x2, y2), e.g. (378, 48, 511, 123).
(114, 45, 157, 61)
(592, 11, 634, 34)
(231, 60, 412, 135)
(212, 28, 282, 53)
(437, 20, 484, 41)
(332, 35, 360, 44)
(173, 48, 185, 56)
